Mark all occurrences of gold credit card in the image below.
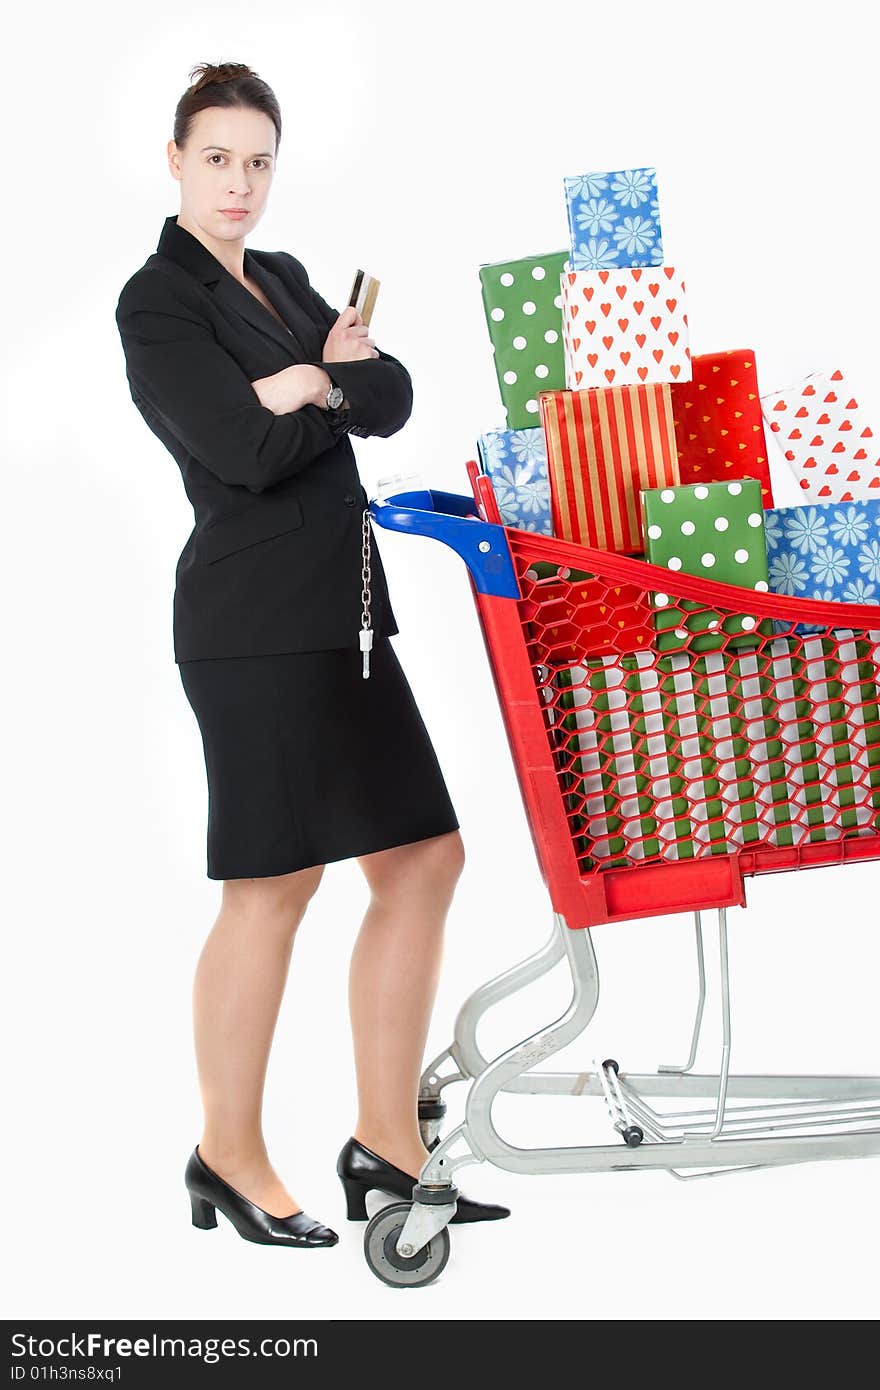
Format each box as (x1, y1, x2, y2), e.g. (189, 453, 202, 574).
(348, 269, 380, 328)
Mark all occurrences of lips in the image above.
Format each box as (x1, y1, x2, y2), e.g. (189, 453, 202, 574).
(220, 209, 249, 218)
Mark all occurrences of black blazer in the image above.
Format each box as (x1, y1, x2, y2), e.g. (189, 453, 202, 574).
(115, 214, 412, 662)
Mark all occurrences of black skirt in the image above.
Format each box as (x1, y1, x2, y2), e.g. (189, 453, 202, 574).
(177, 637, 460, 879)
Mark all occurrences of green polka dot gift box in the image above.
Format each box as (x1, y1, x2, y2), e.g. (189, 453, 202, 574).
(478, 250, 569, 430)
(640, 479, 771, 654)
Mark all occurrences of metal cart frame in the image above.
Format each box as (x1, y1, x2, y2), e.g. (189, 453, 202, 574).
(359, 473, 880, 1288)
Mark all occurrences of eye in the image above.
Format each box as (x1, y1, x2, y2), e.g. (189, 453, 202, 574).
(207, 154, 270, 169)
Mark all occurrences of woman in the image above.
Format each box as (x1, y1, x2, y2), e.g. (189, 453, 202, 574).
(115, 61, 509, 1249)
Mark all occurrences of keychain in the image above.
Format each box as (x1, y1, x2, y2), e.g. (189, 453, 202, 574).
(360, 506, 373, 679)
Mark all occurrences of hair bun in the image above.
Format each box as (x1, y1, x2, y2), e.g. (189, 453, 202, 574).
(173, 62, 281, 157)
(188, 61, 258, 93)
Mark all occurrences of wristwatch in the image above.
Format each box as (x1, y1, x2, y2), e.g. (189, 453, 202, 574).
(322, 371, 356, 437)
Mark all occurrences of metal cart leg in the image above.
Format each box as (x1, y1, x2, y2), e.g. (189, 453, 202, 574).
(410, 900, 880, 1170)
(415, 908, 880, 1187)
(418, 913, 568, 1144)
(657, 910, 707, 1075)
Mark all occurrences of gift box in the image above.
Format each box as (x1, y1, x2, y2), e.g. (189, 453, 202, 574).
(670, 349, 775, 505)
(476, 428, 553, 534)
(563, 168, 664, 272)
(478, 249, 569, 430)
(760, 368, 880, 501)
(561, 266, 691, 390)
(764, 500, 880, 633)
(538, 381, 679, 553)
(641, 479, 771, 653)
(765, 503, 880, 842)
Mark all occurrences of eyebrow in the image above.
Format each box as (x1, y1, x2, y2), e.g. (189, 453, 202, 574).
(200, 145, 274, 158)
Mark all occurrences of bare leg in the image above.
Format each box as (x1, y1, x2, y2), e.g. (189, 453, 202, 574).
(194, 865, 325, 1218)
(350, 830, 466, 1176)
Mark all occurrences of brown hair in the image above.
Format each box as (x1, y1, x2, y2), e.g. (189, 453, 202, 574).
(173, 62, 282, 156)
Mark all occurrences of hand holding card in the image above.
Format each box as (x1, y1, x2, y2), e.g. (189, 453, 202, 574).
(349, 268, 380, 328)
(322, 300, 379, 364)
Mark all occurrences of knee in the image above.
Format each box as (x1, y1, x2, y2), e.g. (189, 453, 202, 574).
(436, 829, 466, 883)
(221, 863, 325, 928)
(361, 829, 466, 903)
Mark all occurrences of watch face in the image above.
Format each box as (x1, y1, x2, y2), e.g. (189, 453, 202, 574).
(327, 385, 344, 409)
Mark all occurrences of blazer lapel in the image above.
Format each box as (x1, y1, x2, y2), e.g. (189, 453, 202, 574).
(214, 259, 311, 356)
(155, 214, 317, 358)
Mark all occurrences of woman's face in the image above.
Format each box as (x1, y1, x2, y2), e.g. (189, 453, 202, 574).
(168, 105, 277, 246)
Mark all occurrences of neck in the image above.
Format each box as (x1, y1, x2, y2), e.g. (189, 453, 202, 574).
(176, 212, 246, 281)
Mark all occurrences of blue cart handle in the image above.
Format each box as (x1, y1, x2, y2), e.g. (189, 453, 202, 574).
(368, 488, 520, 597)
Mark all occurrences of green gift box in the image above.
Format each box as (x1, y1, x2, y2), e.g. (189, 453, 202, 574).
(478, 250, 568, 430)
(641, 479, 771, 655)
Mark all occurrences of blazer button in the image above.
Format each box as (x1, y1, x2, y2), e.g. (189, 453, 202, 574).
(343, 492, 356, 505)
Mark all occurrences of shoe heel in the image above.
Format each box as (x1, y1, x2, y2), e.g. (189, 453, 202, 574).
(339, 1177, 369, 1221)
(190, 1192, 218, 1229)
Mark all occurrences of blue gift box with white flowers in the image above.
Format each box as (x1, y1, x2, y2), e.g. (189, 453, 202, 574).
(764, 502, 880, 631)
(476, 427, 553, 535)
(563, 167, 664, 272)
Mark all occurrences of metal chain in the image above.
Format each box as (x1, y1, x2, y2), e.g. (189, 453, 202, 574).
(359, 505, 373, 678)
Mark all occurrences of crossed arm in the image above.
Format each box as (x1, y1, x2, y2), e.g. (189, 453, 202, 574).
(115, 258, 413, 494)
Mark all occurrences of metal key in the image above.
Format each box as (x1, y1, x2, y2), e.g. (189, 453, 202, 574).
(360, 625, 373, 679)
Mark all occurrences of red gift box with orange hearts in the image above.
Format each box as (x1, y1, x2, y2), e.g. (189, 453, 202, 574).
(560, 265, 691, 391)
(538, 381, 680, 553)
(670, 349, 775, 506)
(760, 368, 880, 502)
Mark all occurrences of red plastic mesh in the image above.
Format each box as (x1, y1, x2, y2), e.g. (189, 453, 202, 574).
(508, 535, 880, 876)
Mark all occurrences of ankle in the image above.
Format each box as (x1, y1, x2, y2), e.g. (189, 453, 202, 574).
(198, 1140, 269, 1174)
(352, 1130, 431, 1170)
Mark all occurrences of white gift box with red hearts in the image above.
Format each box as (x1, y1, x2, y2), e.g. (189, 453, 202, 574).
(560, 265, 692, 390)
(760, 368, 880, 502)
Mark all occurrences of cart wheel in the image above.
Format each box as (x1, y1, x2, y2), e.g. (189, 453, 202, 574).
(601, 1059, 620, 1075)
(622, 1126, 644, 1147)
(363, 1203, 451, 1289)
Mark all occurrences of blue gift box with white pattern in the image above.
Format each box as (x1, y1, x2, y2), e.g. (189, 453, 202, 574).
(476, 427, 553, 535)
(764, 502, 880, 632)
(563, 167, 664, 272)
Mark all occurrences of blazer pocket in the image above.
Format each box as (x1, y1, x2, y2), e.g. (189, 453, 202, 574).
(201, 496, 304, 564)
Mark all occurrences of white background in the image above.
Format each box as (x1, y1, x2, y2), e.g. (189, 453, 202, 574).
(4, 0, 879, 1321)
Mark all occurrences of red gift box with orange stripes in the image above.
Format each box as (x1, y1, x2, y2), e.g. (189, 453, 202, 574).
(538, 382, 680, 553)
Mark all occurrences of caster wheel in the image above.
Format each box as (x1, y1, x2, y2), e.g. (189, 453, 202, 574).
(601, 1059, 620, 1075)
(364, 1203, 451, 1289)
(622, 1126, 644, 1147)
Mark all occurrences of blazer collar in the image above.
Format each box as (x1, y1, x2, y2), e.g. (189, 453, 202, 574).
(155, 214, 311, 358)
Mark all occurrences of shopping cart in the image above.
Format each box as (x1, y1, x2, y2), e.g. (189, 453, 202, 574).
(361, 465, 880, 1287)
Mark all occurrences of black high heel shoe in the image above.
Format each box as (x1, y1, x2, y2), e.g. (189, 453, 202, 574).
(185, 1146, 338, 1247)
(336, 1136, 510, 1224)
